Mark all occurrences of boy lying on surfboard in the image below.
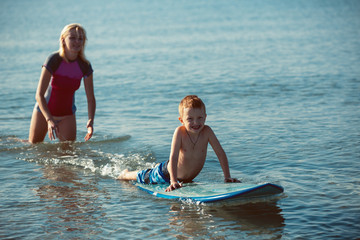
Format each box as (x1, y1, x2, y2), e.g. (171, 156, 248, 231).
(118, 95, 239, 191)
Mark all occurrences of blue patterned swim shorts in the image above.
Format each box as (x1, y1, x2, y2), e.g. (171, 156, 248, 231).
(137, 161, 170, 184)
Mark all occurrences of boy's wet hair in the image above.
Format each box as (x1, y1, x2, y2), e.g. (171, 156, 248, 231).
(179, 95, 206, 117)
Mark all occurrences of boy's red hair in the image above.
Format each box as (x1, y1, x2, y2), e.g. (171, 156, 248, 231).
(178, 95, 206, 117)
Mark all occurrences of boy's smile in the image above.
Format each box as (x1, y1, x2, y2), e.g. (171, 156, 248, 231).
(179, 107, 207, 134)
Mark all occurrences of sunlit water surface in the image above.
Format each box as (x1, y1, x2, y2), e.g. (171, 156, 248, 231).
(1, 0, 359, 239)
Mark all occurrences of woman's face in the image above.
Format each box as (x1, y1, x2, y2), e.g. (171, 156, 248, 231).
(63, 28, 84, 54)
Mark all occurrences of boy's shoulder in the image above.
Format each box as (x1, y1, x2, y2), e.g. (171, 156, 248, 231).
(202, 125, 215, 138)
(174, 125, 186, 135)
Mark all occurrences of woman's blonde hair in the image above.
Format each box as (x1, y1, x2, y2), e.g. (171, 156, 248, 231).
(59, 23, 89, 63)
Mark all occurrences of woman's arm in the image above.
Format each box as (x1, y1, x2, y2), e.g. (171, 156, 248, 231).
(84, 73, 96, 141)
(35, 67, 58, 140)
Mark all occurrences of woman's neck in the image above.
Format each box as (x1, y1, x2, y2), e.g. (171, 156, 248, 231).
(65, 50, 78, 61)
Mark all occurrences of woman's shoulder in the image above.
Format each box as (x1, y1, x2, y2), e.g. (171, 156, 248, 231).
(43, 52, 63, 74)
(46, 51, 62, 61)
(77, 57, 93, 77)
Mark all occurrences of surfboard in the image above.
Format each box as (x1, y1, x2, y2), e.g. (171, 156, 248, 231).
(135, 182, 284, 203)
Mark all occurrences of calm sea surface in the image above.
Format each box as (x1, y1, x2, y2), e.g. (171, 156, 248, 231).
(1, 0, 360, 239)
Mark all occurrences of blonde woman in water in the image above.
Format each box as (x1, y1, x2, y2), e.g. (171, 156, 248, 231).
(28, 23, 96, 143)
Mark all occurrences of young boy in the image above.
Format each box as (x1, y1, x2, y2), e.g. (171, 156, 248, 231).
(118, 95, 239, 192)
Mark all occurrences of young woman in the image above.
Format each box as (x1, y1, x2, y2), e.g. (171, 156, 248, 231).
(28, 23, 96, 143)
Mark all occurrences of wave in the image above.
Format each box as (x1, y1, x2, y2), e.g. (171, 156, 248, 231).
(85, 135, 131, 145)
(0, 134, 131, 151)
(2, 135, 156, 179)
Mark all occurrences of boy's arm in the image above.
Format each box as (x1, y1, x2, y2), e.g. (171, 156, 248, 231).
(208, 127, 240, 183)
(166, 127, 183, 192)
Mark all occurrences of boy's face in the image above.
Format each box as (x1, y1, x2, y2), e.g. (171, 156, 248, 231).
(179, 107, 207, 133)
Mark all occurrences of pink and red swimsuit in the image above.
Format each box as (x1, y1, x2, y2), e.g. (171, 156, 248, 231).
(35, 52, 93, 116)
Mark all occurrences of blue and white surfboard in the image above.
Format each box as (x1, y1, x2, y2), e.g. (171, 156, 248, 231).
(135, 182, 284, 203)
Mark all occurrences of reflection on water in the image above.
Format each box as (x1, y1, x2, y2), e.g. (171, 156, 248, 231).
(1, 0, 359, 238)
(24, 141, 286, 239)
(35, 164, 107, 237)
(168, 201, 285, 239)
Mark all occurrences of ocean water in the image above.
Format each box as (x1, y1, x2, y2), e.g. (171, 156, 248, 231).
(1, 0, 360, 239)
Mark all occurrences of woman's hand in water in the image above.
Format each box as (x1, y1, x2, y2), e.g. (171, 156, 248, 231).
(84, 119, 94, 141)
(47, 119, 59, 141)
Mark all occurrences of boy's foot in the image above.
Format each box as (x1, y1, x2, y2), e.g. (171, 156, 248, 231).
(117, 169, 129, 180)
